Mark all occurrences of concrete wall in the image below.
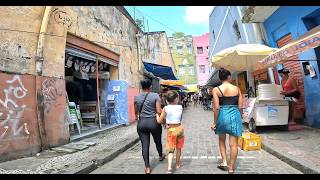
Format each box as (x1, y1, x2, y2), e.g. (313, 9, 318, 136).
(193, 33, 210, 86)
(140, 31, 176, 73)
(0, 6, 175, 161)
(209, 6, 258, 56)
(263, 6, 320, 128)
(168, 35, 197, 85)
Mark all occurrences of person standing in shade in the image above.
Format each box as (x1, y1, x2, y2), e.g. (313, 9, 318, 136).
(278, 68, 301, 124)
(211, 68, 243, 174)
(134, 79, 166, 174)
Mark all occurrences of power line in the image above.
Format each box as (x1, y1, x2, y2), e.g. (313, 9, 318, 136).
(127, 6, 178, 34)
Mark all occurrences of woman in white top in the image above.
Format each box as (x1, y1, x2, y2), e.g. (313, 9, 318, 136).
(157, 91, 184, 174)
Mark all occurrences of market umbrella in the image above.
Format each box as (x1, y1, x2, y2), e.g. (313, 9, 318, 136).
(211, 44, 278, 71)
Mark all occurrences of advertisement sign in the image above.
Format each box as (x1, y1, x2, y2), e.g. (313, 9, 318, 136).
(268, 106, 278, 120)
(258, 31, 320, 68)
(113, 86, 121, 92)
(242, 98, 256, 121)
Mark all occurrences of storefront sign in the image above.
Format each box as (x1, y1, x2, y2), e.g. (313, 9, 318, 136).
(258, 31, 320, 68)
(268, 106, 278, 120)
(242, 98, 256, 121)
(113, 86, 120, 92)
(107, 95, 115, 101)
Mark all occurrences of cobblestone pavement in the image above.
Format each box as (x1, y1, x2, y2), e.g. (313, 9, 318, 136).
(258, 126, 320, 173)
(0, 124, 138, 174)
(92, 106, 301, 174)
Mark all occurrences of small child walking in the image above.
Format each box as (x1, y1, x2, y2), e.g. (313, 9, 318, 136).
(157, 90, 184, 174)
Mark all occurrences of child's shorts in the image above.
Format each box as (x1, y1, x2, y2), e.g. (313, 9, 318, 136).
(166, 125, 184, 153)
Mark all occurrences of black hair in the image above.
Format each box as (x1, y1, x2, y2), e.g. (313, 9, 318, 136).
(218, 68, 231, 81)
(166, 90, 179, 103)
(278, 68, 290, 75)
(140, 78, 152, 90)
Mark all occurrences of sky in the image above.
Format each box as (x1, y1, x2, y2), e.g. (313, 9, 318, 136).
(124, 6, 214, 37)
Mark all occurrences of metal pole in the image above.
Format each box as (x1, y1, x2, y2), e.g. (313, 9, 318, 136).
(96, 59, 102, 129)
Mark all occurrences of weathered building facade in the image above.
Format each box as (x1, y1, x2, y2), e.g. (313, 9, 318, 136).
(168, 34, 197, 86)
(0, 6, 174, 162)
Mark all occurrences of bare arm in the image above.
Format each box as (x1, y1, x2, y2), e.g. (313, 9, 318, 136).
(134, 102, 139, 120)
(156, 100, 162, 115)
(156, 108, 166, 124)
(211, 88, 220, 130)
(238, 87, 244, 115)
(287, 78, 299, 94)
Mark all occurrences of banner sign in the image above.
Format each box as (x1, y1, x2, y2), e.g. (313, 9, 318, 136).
(258, 30, 320, 69)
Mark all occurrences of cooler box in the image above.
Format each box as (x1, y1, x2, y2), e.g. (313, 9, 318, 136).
(238, 132, 262, 151)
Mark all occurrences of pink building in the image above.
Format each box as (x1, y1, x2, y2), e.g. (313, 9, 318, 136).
(193, 33, 210, 86)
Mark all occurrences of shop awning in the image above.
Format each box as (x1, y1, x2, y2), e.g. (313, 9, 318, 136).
(161, 84, 187, 91)
(211, 44, 278, 71)
(160, 80, 185, 86)
(205, 68, 222, 88)
(185, 84, 199, 93)
(257, 26, 320, 69)
(143, 62, 177, 80)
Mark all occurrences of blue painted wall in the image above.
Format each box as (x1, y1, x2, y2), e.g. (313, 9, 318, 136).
(209, 6, 259, 56)
(263, 6, 320, 128)
(107, 80, 129, 125)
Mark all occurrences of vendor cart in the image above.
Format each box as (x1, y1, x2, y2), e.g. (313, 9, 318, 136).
(243, 84, 289, 132)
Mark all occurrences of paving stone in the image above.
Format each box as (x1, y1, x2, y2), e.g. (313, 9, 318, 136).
(92, 106, 302, 174)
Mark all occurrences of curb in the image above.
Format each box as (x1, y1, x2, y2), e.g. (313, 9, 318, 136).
(262, 142, 319, 174)
(63, 137, 140, 174)
(70, 124, 123, 142)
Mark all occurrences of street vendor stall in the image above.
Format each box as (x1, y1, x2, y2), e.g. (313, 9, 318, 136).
(211, 43, 292, 131)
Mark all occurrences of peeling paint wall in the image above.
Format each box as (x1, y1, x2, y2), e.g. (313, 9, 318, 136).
(0, 73, 41, 162)
(0, 6, 44, 75)
(139, 32, 176, 73)
(0, 6, 176, 161)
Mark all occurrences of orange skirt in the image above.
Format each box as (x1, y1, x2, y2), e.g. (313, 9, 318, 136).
(166, 125, 184, 153)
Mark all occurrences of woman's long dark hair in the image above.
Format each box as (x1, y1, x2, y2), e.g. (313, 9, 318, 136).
(218, 68, 231, 81)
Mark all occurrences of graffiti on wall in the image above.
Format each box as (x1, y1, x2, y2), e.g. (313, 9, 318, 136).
(52, 8, 73, 29)
(41, 78, 63, 114)
(0, 75, 30, 141)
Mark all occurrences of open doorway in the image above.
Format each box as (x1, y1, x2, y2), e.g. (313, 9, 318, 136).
(65, 47, 111, 137)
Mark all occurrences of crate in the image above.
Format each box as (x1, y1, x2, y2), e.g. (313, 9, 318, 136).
(238, 132, 262, 151)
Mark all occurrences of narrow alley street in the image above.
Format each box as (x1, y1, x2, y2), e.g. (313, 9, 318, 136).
(92, 106, 301, 174)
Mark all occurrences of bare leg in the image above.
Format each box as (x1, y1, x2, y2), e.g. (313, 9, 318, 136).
(218, 135, 227, 166)
(176, 148, 182, 168)
(167, 152, 174, 173)
(229, 135, 238, 172)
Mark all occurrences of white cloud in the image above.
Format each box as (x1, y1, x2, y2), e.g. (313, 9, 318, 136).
(184, 6, 215, 24)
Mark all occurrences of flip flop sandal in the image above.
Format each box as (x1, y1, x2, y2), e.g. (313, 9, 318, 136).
(167, 169, 173, 174)
(159, 154, 166, 161)
(145, 168, 152, 174)
(176, 163, 182, 169)
(217, 164, 228, 171)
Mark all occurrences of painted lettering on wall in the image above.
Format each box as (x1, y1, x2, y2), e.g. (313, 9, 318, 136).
(0, 75, 30, 141)
(41, 78, 63, 114)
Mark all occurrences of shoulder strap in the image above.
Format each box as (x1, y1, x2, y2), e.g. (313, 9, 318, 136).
(217, 86, 224, 97)
(139, 92, 150, 116)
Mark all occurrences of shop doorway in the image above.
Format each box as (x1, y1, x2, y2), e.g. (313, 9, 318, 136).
(237, 71, 248, 94)
(65, 46, 112, 137)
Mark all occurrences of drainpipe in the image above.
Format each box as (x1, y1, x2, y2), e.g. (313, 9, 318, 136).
(36, 6, 52, 76)
(35, 6, 52, 151)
